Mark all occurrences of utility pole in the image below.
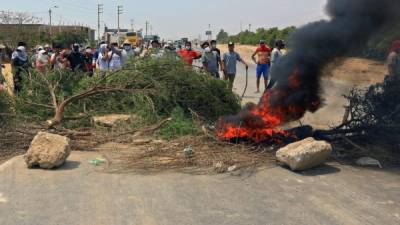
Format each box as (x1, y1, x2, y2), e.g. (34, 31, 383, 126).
(207, 24, 212, 42)
(130, 19, 134, 31)
(248, 24, 252, 32)
(49, 6, 58, 37)
(145, 21, 149, 37)
(97, 4, 103, 42)
(117, 5, 123, 33)
(49, 9, 52, 35)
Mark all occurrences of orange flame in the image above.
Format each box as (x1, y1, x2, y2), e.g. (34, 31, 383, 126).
(216, 69, 319, 142)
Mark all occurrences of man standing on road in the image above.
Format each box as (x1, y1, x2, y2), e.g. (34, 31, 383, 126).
(267, 40, 286, 89)
(252, 40, 272, 93)
(178, 42, 202, 66)
(210, 40, 222, 77)
(201, 42, 223, 78)
(223, 42, 249, 90)
(271, 40, 285, 68)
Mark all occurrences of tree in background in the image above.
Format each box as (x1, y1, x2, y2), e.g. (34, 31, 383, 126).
(52, 32, 88, 48)
(217, 26, 296, 46)
(216, 29, 229, 43)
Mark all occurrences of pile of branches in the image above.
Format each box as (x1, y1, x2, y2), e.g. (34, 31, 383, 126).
(318, 77, 400, 157)
(10, 56, 240, 128)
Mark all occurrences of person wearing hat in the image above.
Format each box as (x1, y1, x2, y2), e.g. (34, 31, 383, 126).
(12, 44, 29, 92)
(122, 41, 135, 62)
(35, 49, 50, 74)
(83, 47, 95, 76)
(252, 40, 272, 93)
(222, 42, 249, 90)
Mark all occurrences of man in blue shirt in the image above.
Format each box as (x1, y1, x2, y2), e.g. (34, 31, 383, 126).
(223, 42, 249, 90)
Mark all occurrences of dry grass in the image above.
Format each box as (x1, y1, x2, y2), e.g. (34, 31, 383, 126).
(96, 135, 277, 174)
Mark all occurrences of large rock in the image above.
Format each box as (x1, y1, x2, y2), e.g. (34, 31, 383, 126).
(93, 114, 135, 127)
(276, 137, 332, 171)
(24, 132, 71, 169)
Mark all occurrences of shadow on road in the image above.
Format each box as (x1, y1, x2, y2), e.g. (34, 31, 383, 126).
(298, 164, 341, 176)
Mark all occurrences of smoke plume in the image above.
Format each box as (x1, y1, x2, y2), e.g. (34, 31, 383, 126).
(216, 0, 400, 142)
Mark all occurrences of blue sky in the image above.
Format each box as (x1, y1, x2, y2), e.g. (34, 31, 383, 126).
(1, 0, 328, 39)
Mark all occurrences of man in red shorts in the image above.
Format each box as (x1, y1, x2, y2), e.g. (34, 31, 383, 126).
(252, 40, 272, 93)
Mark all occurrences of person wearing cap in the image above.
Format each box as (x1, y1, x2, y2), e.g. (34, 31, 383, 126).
(67, 43, 85, 71)
(83, 47, 94, 76)
(252, 40, 272, 93)
(201, 41, 224, 78)
(122, 41, 135, 63)
(36, 49, 50, 74)
(223, 42, 249, 90)
(31, 45, 44, 68)
(178, 42, 202, 66)
(12, 44, 29, 92)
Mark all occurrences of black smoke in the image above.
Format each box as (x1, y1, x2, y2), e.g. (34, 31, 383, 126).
(270, 0, 400, 114)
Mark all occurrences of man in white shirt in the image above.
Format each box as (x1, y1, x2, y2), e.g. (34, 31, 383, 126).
(271, 40, 285, 68)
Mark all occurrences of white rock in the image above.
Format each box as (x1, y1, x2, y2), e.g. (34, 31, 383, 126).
(356, 157, 382, 168)
(228, 165, 238, 172)
(276, 137, 332, 171)
(23, 132, 71, 169)
(93, 114, 135, 127)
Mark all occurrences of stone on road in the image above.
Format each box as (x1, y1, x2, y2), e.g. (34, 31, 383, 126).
(276, 137, 332, 171)
(1, 152, 399, 225)
(24, 132, 71, 169)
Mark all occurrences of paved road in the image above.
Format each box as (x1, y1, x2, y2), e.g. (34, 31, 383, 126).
(0, 152, 399, 225)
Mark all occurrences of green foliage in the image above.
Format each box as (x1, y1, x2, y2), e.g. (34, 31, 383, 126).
(52, 32, 88, 48)
(0, 91, 12, 127)
(14, 56, 241, 127)
(158, 107, 199, 139)
(216, 29, 229, 43)
(219, 26, 296, 46)
(364, 23, 400, 59)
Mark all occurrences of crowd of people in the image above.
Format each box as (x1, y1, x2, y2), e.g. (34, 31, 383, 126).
(0, 38, 290, 94)
(2, 38, 399, 95)
(0, 41, 138, 92)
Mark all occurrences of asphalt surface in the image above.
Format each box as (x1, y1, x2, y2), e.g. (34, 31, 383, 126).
(1, 59, 399, 225)
(0, 152, 399, 225)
